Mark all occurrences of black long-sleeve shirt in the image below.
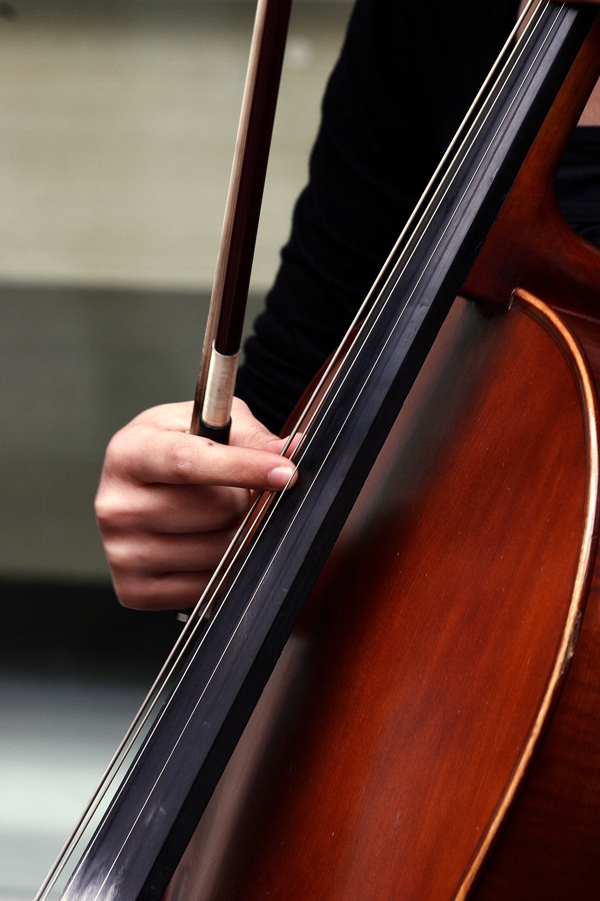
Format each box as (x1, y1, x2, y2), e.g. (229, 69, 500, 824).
(237, 0, 600, 433)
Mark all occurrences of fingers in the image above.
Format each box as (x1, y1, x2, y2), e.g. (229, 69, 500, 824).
(104, 399, 296, 492)
(105, 521, 240, 610)
(97, 481, 247, 610)
(96, 397, 298, 611)
(96, 483, 251, 535)
(112, 428, 295, 491)
(105, 526, 236, 573)
(112, 570, 218, 611)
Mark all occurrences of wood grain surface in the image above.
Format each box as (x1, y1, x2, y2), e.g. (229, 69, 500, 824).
(166, 293, 598, 901)
(463, 14, 600, 316)
(164, 13, 600, 900)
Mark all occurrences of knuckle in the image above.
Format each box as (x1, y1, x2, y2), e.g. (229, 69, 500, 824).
(204, 485, 250, 524)
(94, 489, 137, 534)
(94, 493, 121, 532)
(245, 424, 269, 448)
(238, 420, 274, 451)
(113, 576, 150, 610)
(166, 442, 197, 483)
(115, 573, 209, 611)
(229, 487, 252, 519)
(103, 428, 134, 476)
(104, 537, 153, 574)
(102, 421, 155, 481)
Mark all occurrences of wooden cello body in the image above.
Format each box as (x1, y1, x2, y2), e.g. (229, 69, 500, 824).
(164, 9, 600, 901)
(37, 5, 600, 900)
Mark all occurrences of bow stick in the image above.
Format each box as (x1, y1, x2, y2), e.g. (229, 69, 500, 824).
(191, 0, 293, 443)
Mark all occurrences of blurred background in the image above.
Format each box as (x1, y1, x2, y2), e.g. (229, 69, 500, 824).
(0, 1, 351, 896)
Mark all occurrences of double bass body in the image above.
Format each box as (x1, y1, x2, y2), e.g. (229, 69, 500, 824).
(165, 10, 600, 901)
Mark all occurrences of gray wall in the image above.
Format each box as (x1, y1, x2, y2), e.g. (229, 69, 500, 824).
(0, 0, 351, 580)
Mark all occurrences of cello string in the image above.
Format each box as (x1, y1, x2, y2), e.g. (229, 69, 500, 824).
(41, 5, 552, 892)
(270, 0, 543, 459)
(117, 0, 564, 852)
(171, 0, 554, 623)
(37, 3, 558, 896)
(38, 6, 552, 895)
(199, 0, 563, 646)
(58, 14, 564, 900)
(286, 0, 560, 474)
(153, 0, 559, 727)
(87, 6, 569, 879)
(33, 498, 278, 899)
(191, 0, 549, 613)
(177, 0, 548, 627)
(186, 0, 549, 625)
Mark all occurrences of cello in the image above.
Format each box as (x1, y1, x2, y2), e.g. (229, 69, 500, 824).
(37, 2, 600, 899)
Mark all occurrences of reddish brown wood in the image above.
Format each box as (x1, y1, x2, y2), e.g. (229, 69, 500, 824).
(165, 294, 599, 901)
(163, 12, 600, 901)
(468, 307, 600, 901)
(462, 15, 600, 318)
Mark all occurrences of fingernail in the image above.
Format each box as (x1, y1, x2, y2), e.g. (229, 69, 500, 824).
(268, 465, 296, 489)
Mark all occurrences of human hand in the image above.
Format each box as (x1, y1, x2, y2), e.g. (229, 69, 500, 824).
(95, 398, 297, 610)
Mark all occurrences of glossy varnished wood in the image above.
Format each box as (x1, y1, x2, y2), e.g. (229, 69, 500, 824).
(452, 15, 600, 891)
(469, 304, 600, 901)
(166, 294, 598, 901)
(432, 5, 600, 891)
(163, 11, 600, 900)
(462, 14, 600, 316)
